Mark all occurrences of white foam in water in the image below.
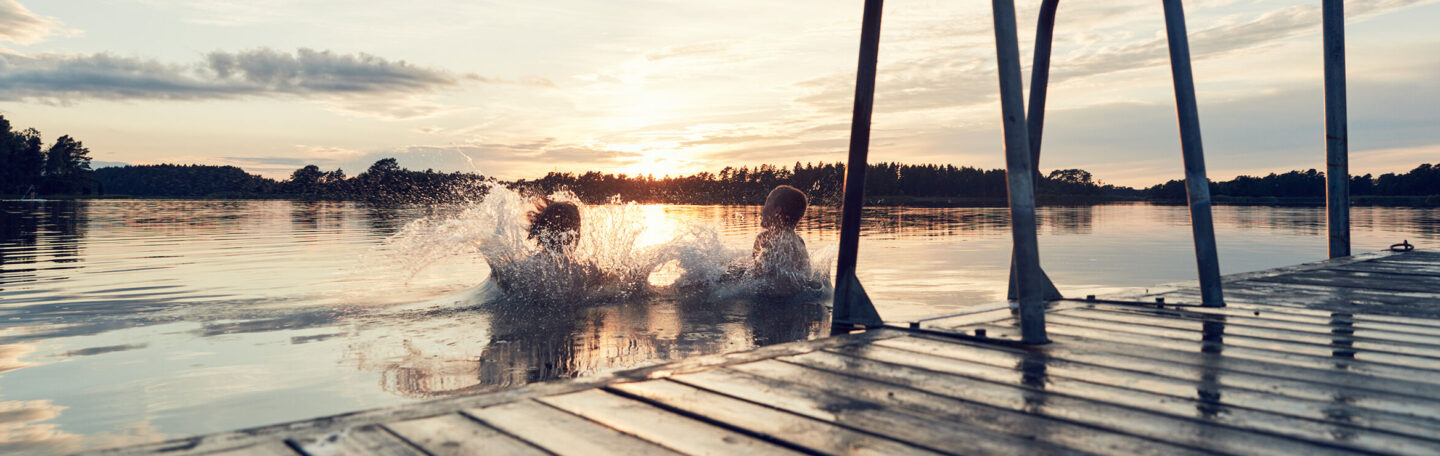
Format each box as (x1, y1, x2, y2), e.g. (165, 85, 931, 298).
(374, 184, 834, 307)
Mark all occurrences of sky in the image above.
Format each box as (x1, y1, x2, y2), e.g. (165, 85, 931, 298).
(1, 0, 1437, 187)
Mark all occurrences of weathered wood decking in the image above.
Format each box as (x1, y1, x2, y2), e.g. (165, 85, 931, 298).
(98, 250, 1440, 455)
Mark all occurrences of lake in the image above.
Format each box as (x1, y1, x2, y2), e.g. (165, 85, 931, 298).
(1, 198, 1437, 453)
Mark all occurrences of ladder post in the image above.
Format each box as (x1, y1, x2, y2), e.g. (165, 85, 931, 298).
(1324, 0, 1350, 259)
(832, 0, 886, 334)
(991, 0, 1049, 344)
(1007, 0, 1064, 302)
(1161, 0, 1225, 307)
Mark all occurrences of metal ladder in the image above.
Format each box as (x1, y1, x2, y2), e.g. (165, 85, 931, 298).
(831, 0, 1351, 344)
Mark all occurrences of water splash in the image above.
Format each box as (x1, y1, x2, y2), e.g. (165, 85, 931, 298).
(374, 185, 834, 307)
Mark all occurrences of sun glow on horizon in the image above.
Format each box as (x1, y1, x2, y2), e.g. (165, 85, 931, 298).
(618, 153, 698, 178)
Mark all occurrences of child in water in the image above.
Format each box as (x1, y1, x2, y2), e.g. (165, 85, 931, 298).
(745, 185, 813, 295)
(528, 200, 581, 255)
(491, 200, 591, 297)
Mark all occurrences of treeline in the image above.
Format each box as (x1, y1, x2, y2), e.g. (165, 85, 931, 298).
(95, 164, 274, 197)
(513, 162, 1137, 205)
(1146, 165, 1440, 200)
(0, 115, 97, 195)
(93, 158, 491, 203)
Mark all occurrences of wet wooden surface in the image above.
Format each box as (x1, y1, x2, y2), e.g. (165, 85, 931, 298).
(96, 250, 1440, 455)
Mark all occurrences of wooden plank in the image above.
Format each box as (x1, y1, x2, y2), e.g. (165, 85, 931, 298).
(827, 341, 1440, 453)
(293, 424, 424, 456)
(208, 441, 300, 456)
(1365, 259, 1440, 269)
(872, 335, 1440, 429)
(980, 322, 1440, 401)
(1332, 261, 1440, 276)
(1100, 251, 1404, 302)
(1086, 302, 1440, 341)
(908, 306, 1016, 328)
(1162, 281, 1440, 308)
(384, 413, 548, 456)
(1086, 304, 1440, 348)
(610, 379, 940, 456)
(721, 356, 1368, 456)
(538, 389, 803, 456)
(674, 362, 1207, 456)
(1069, 306, 1440, 358)
(1159, 287, 1440, 321)
(1043, 313, 1440, 375)
(465, 398, 678, 456)
(1252, 269, 1440, 293)
(1380, 250, 1440, 262)
(97, 329, 907, 456)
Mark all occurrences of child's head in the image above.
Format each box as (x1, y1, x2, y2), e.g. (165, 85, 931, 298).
(760, 185, 807, 230)
(528, 200, 581, 251)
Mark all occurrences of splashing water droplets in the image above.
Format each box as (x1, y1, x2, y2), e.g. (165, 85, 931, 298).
(374, 185, 833, 306)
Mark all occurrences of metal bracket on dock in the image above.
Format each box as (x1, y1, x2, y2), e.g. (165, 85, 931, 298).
(832, 274, 884, 333)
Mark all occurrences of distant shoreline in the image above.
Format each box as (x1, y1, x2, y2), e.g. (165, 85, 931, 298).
(6, 194, 1437, 207)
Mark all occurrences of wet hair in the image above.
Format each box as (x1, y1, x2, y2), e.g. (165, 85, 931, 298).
(528, 200, 581, 250)
(760, 185, 807, 230)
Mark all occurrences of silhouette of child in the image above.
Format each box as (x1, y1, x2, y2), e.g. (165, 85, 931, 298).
(528, 200, 581, 254)
(491, 200, 589, 296)
(746, 185, 813, 295)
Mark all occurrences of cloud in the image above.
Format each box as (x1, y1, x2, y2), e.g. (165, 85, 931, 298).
(1055, 0, 1425, 82)
(203, 48, 454, 94)
(0, 0, 67, 45)
(0, 48, 462, 102)
(795, 56, 996, 115)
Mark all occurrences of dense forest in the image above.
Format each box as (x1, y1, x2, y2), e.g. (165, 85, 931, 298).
(1, 115, 97, 195)
(92, 159, 491, 203)
(1145, 165, 1440, 201)
(83, 161, 1125, 205)
(511, 163, 1138, 205)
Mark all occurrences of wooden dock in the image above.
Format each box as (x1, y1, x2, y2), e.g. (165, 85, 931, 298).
(98, 250, 1440, 455)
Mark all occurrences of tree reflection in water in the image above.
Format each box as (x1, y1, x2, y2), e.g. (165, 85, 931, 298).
(368, 291, 829, 398)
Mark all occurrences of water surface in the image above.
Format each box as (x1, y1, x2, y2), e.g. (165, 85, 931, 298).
(1, 199, 1436, 453)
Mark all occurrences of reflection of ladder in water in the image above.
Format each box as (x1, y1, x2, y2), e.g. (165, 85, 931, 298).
(831, 0, 1352, 344)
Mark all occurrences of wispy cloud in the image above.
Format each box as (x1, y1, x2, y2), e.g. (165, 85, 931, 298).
(0, 47, 550, 119)
(0, 48, 461, 102)
(1055, 0, 1427, 82)
(0, 0, 69, 45)
(202, 48, 455, 94)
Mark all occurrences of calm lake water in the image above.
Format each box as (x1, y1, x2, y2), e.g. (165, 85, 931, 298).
(1, 199, 1437, 453)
